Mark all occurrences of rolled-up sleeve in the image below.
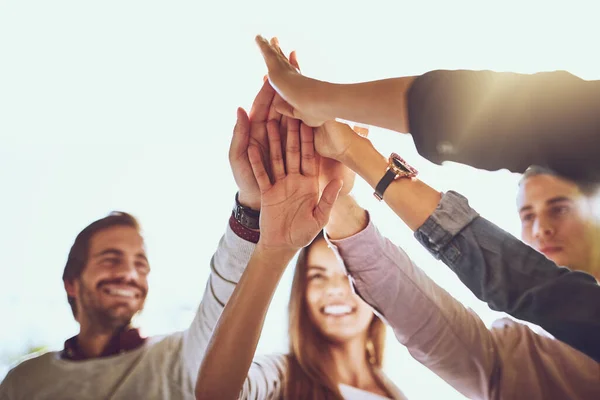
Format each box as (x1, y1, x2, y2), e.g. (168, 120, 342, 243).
(407, 70, 600, 183)
(414, 191, 600, 362)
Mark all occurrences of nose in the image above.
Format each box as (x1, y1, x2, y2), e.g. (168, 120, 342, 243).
(533, 214, 555, 239)
(325, 275, 351, 298)
(113, 257, 140, 282)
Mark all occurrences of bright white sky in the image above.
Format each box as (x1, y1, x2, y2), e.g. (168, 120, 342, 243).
(1, 1, 598, 398)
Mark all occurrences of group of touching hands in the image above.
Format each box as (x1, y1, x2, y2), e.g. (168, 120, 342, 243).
(229, 36, 369, 255)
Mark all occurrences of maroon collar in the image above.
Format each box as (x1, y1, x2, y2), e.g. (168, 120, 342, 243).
(62, 327, 147, 361)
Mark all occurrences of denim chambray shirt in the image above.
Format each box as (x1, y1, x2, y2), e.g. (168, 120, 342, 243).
(414, 191, 600, 363)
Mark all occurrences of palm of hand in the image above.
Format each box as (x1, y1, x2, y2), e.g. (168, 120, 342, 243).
(320, 157, 355, 197)
(259, 175, 322, 249)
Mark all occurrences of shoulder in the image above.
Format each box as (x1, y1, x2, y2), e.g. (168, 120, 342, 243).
(2, 351, 58, 386)
(249, 352, 289, 375)
(241, 353, 289, 399)
(373, 368, 408, 400)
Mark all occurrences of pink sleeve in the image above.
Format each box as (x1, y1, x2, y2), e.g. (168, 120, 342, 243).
(326, 218, 497, 399)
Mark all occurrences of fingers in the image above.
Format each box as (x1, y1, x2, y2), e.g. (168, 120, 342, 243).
(286, 118, 301, 174)
(300, 123, 317, 177)
(352, 124, 369, 138)
(268, 93, 284, 122)
(270, 37, 286, 58)
(248, 79, 276, 122)
(229, 107, 250, 161)
(289, 51, 300, 71)
(248, 145, 272, 193)
(255, 35, 281, 71)
(279, 115, 288, 156)
(273, 95, 297, 119)
(266, 119, 286, 181)
(314, 179, 344, 226)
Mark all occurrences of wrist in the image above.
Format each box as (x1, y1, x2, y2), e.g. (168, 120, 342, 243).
(342, 137, 388, 189)
(327, 196, 369, 240)
(254, 242, 297, 264)
(237, 191, 261, 211)
(338, 134, 368, 164)
(330, 195, 357, 219)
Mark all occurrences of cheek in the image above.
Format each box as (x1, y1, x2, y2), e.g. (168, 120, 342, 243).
(354, 296, 375, 323)
(557, 219, 587, 244)
(305, 286, 323, 317)
(521, 225, 533, 244)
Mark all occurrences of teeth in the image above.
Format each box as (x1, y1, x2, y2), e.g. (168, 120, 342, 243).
(104, 288, 135, 298)
(323, 305, 352, 315)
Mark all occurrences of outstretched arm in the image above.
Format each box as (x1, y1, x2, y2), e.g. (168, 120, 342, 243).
(256, 36, 600, 182)
(195, 118, 341, 399)
(317, 121, 600, 363)
(180, 80, 276, 379)
(326, 196, 497, 399)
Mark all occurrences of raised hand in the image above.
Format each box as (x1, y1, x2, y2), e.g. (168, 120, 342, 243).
(229, 80, 282, 210)
(248, 118, 343, 251)
(255, 35, 331, 127)
(317, 122, 368, 196)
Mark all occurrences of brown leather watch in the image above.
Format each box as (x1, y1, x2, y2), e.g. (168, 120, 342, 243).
(232, 193, 260, 230)
(373, 153, 418, 201)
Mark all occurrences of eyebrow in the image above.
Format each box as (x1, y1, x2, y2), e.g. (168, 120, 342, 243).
(519, 196, 573, 214)
(92, 248, 148, 262)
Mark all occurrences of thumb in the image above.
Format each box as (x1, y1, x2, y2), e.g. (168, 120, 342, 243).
(274, 100, 299, 120)
(229, 107, 250, 159)
(314, 179, 343, 226)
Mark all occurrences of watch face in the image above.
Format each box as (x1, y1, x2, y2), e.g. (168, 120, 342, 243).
(389, 153, 418, 177)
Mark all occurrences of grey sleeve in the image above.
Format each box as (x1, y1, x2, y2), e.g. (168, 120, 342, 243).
(180, 222, 257, 382)
(239, 354, 287, 399)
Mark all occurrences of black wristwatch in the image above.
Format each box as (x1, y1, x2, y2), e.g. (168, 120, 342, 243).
(373, 153, 418, 201)
(232, 193, 260, 230)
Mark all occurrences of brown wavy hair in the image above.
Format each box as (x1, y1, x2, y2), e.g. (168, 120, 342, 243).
(285, 232, 386, 399)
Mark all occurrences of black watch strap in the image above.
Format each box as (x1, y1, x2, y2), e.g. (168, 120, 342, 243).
(232, 193, 260, 230)
(373, 169, 397, 201)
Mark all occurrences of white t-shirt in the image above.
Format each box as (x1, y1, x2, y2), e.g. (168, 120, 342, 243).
(339, 383, 392, 400)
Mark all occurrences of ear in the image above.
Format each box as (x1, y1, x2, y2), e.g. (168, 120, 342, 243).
(64, 279, 77, 298)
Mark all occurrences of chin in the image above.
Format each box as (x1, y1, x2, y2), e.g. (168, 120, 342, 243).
(320, 327, 364, 343)
(547, 254, 569, 267)
(108, 304, 142, 321)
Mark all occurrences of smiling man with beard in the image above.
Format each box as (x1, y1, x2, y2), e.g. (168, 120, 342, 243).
(61, 213, 150, 360)
(0, 79, 283, 400)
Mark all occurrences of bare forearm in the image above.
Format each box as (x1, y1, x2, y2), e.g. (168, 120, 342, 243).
(342, 137, 441, 231)
(195, 245, 295, 400)
(326, 195, 369, 240)
(330, 77, 417, 133)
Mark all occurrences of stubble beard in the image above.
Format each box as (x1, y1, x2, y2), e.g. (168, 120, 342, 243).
(78, 283, 139, 333)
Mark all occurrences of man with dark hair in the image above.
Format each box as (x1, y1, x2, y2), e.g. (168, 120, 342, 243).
(518, 166, 600, 280)
(0, 80, 280, 399)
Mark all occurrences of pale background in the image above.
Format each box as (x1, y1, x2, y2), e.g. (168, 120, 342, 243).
(1, 1, 598, 398)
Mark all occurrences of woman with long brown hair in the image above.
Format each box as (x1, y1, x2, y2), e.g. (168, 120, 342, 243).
(195, 114, 406, 399)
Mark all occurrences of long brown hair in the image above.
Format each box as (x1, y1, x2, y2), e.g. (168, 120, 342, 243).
(285, 232, 386, 399)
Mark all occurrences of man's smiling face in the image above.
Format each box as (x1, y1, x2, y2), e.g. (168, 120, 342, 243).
(65, 225, 150, 329)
